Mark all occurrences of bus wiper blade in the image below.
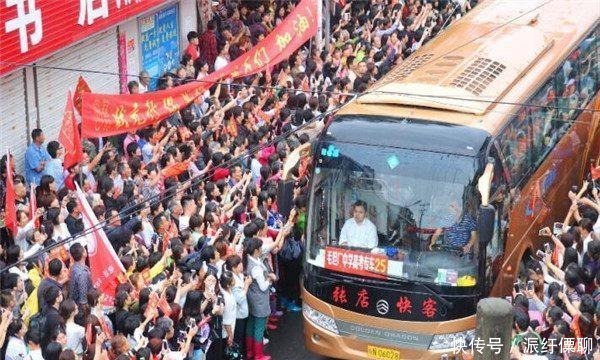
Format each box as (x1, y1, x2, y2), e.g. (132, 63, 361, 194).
(374, 271, 454, 310)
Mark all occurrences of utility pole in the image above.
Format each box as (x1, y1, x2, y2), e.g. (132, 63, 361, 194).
(324, 0, 331, 49)
(473, 298, 513, 360)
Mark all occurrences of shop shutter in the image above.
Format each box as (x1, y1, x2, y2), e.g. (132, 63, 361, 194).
(0, 70, 29, 172)
(36, 28, 120, 143)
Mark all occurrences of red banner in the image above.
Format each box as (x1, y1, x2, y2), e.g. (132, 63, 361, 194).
(81, 0, 318, 138)
(29, 183, 39, 228)
(75, 184, 126, 306)
(324, 247, 388, 279)
(58, 91, 84, 169)
(0, 0, 165, 75)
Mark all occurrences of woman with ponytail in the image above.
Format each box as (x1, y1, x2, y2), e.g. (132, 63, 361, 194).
(244, 237, 276, 360)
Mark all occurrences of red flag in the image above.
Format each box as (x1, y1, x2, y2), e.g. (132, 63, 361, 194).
(29, 183, 39, 228)
(58, 91, 83, 169)
(591, 164, 600, 181)
(75, 184, 126, 306)
(73, 76, 91, 116)
(4, 152, 17, 237)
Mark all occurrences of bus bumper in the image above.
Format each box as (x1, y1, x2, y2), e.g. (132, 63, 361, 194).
(303, 318, 466, 360)
(302, 287, 474, 360)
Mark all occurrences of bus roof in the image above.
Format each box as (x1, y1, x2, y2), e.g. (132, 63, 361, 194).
(338, 0, 599, 135)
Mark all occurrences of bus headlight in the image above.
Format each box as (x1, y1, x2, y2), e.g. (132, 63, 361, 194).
(302, 303, 339, 335)
(428, 329, 475, 350)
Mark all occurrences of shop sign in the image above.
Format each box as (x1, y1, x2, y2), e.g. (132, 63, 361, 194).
(1, 0, 165, 75)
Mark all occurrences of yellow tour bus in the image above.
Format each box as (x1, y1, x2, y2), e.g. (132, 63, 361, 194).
(291, 1, 600, 359)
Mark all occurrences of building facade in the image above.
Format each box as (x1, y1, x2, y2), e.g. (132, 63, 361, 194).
(1, 0, 198, 170)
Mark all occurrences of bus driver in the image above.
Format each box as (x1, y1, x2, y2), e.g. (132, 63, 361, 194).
(339, 200, 379, 249)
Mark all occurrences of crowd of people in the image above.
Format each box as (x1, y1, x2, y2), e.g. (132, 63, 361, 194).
(0, 0, 474, 359)
(502, 181, 600, 360)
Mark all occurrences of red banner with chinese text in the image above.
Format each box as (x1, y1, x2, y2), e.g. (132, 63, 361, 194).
(81, 0, 318, 138)
(75, 184, 126, 306)
(324, 247, 388, 279)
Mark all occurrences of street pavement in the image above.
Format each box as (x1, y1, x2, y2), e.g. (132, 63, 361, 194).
(268, 311, 331, 360)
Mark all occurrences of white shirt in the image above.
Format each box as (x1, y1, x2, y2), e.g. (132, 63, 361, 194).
(25, 349, 44, 360)
(66, 321, 86, 355)
(5, 336, 27, 360)
(139, 82, 148, 93)
(214, 56, 229, 71)
(249, 255, 270, 291)
(339, 217, 378, 249)
(179, 215, 190, 231)
(221, 288, 237, 337)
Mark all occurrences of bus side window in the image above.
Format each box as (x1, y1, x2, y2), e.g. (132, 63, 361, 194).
(578, 27, 599, 106)
(528, 77, 556, 167)
(498, 111, 533, 187)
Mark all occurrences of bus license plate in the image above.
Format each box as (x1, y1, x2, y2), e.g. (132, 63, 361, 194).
(367, 345, 400, 360)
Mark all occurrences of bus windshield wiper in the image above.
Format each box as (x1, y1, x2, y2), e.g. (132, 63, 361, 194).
(374, 271, 454, 310)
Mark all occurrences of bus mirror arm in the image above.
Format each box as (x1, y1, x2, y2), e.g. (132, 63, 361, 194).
(477, 160, 495, 246)
(477, 160, 494, 207)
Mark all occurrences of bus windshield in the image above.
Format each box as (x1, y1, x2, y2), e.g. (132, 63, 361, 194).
(307, 141, 481, 287)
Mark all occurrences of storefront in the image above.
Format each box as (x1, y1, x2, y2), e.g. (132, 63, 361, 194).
(0, 0, 196, 171)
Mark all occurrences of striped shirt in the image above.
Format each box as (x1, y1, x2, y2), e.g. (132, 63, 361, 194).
(443, 215, 476, 248)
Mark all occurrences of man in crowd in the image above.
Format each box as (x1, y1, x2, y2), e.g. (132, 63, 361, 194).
(25, 129, 51, 186)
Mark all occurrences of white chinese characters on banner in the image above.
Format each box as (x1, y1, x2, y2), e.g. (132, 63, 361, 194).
(4, 0, 43, 53)
(78, 0, 108, 26)
(115, 0, 135, 9)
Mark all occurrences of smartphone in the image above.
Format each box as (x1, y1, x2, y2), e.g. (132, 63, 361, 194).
(343, 12, 350, 21)
(188, 318, 196, 329)
(190, 269, 197, 280)
(553, 222, 564, 235)
(527, 280, 534, 292)
(177, 330, 186, 343)
(544, 243, 551, 254)
(162, 339, 169, 352)
(513, 282, 521, 293)
(95, 326, 102, 334)
(538, 228, 546, 236)
(535, 249, 546, 258)
(505, 296, 512, 303)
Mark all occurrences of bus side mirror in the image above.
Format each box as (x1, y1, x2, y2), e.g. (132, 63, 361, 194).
(478, 204, 495, 245)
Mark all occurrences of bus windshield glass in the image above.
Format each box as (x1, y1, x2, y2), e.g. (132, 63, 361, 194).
(307, 141, 481, 287)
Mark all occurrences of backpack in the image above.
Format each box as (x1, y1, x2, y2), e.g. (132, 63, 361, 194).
(280, 237, 303, 262)
(28, 311, 47, 343)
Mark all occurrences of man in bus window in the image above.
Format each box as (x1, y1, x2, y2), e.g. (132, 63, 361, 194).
(339, 200, 379, 249)
(429, 201, 477, 254)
